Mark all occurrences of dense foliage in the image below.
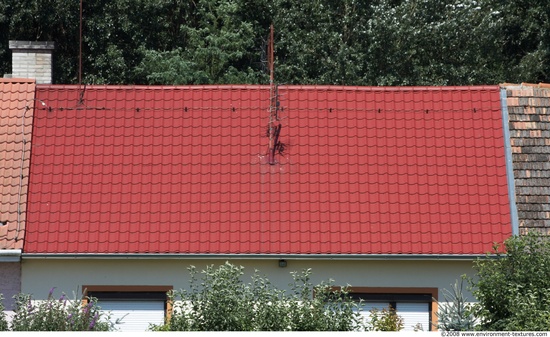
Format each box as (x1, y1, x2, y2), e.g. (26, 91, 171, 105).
(0, 288, 115, 331)
(1, 0, 549, 85)
(469, 232, 550, 331)
(0, 295, 7, 331)
(367, 306, 404, 331)
(150, 262, 363, 331)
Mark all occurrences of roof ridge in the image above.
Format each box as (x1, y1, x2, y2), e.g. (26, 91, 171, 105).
(501, 82, 550, 90)
(0, 78, 36, 84)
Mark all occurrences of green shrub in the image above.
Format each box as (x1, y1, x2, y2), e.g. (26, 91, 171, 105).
(151, 262, 363, 331)
(286, 268, 361, 331)
(367, 306, 404, 331)
(6, 288, 114, 331)
(0, 294, 8, 331)
(469, 232, 550, 331)
(436, 279, 476, 331)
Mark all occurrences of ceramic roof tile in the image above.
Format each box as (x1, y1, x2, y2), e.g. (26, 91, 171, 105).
(25, 85, 512, 255)
(0, 78, 36, 250)
(505, 84, 550, 234)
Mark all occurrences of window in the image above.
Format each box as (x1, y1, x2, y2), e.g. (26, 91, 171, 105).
(348, 287, 438, 331)
(83, 285, 172, 332)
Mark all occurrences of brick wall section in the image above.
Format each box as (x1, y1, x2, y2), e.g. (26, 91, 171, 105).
(505, 83, 550, 234)
(0, 262, 20, 310)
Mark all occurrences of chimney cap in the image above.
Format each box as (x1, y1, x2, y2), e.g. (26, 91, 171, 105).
(9, 40, 55, 51)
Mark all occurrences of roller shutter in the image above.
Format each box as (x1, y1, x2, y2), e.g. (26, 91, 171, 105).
(395, 302, 430, 331)
(99, 300, 165, 331)
(354, 300, 431, 331)
(356, 301, 390, 327)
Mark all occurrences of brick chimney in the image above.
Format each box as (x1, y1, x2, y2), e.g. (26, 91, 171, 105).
(9, 40, 55, 84)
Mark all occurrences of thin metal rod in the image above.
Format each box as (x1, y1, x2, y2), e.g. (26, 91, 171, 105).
(269, 23, 274, 83)
(79, 0, 83, 86)
(268, 24, 277, 164)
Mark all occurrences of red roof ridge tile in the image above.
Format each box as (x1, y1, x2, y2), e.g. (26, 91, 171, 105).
(0, 78, 35, 84)
(501, 82, 550, 90)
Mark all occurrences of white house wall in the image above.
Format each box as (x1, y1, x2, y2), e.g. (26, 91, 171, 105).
(21, 258, 476, 301)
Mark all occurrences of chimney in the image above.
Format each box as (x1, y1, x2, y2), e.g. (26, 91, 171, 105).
(9, 40, 55, 84)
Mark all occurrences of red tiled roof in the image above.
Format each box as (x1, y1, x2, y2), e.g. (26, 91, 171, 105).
(0, 78, 36, 250)
(25, 85, 512, 255)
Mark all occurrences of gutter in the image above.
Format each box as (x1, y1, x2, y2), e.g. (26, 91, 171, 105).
(0, 249, 22, 262)
(22, 253, 491, 261)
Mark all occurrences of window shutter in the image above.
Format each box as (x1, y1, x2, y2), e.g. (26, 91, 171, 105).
(396, 302, 430, 331)
(99, 300, 165, 331)
(355, 301, 390, 327)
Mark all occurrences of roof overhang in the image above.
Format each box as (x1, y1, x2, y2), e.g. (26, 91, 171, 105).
(21, 253, 493, 261)
(0, 249, 22, 262)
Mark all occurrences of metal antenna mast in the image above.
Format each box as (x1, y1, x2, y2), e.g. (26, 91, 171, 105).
(267, 24, 282, 165)
(79, 0, 82, 86)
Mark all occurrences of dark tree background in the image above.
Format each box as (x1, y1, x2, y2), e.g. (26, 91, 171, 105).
(1, 0, 548, 85)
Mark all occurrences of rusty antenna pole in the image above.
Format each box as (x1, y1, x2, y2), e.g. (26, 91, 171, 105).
(79, 0, 82, 86)
(268, 23, 274, 83)
(267, 24, 280, 165)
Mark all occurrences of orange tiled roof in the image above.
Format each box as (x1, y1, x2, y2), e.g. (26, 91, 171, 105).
(0, 78, 36, 250)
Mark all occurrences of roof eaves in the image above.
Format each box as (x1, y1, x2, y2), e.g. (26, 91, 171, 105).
(22, 253, 490, 261)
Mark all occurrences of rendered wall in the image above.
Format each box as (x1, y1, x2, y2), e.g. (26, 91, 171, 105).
(0, 262, 21, 310)
(21, 258, 476, 301)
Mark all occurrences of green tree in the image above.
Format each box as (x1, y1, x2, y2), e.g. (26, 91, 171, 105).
(273, 0, 370, 85)
(0, 0, 79, 83)
(2, 0, 549, 85)
(81, 0, 152, 84)
(136, 0, 266, 84)
(365, 0, 506, 85)
(487, 0, 550, 83)
(469, 232, 550, 331)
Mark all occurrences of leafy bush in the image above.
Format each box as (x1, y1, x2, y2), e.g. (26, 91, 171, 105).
(151, 262, 363, 331)
(0, 294, 8, 331)
(285, 269, 361, 331)
(469, 232, 550, 331)
(1, 288, 115, 331)
(436, 279, 475, 331)
(367, 306, 404, 331)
